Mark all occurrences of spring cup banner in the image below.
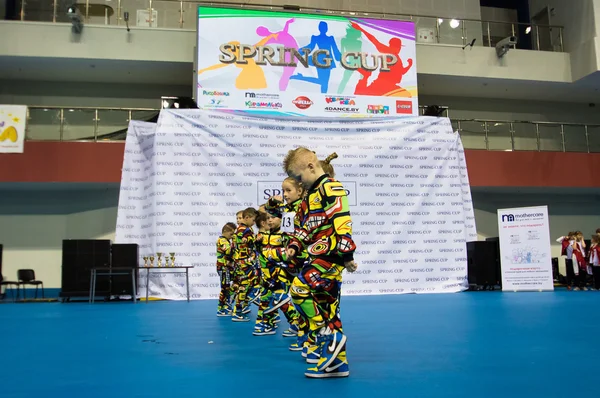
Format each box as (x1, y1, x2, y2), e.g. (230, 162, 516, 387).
(0, 105, 27, 153)
(196, 7, 418, 117)
(115, 111, 477, 300)
(497, 205, 554, 292)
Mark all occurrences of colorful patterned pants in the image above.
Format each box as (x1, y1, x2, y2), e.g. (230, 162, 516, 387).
(290, 258, 344, 342)
(217, 264, 232, 308)
(232, 260, 254, 314)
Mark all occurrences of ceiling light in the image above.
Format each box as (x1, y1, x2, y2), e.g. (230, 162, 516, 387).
(525, 26, 531, 34)
(450, 19, 460, 29)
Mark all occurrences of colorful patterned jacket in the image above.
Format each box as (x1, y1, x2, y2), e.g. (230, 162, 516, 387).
(287, 174, 356, 264)
(232, 224, 255, 263)
(216, 236, 232, 270)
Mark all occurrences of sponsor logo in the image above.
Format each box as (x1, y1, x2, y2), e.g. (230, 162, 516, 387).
(325, 96, 356, 105)
(203, 90, 229, 96)
(325, 107, 359, 113)
(245, 92, 279, 100)
(292, 96, 313, 110)
(396, 100, 413, 114)
(367, 105, 390, 115)
(500, 211, 544, 223)
(245, 101, 283, 109)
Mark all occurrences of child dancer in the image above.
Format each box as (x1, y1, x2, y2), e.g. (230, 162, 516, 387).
(252, 211, 269, 306)
(258, 207, 301, 337)
(283, 148, 357, 378)
(575, 232, 588, 290)
(245, 207, 263, 304)
(590, 235, 600, 290)
(216, 222, 236, 316)
(254, 210, 286, 335)
(264, 177, 308, 346)
(231, 208, 257, 321)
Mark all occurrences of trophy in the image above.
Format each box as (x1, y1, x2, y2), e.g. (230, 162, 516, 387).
(149, 255, 155, 267)
(157, 252, 163, 267)
(169, 252, 176, 267)
(143, 256, 149, 267)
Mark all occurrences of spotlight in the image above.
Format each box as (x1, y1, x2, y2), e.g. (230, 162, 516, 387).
(449, 19, 460, 29)
(67, 5, 83, 34)
(160, 96, 198, 109)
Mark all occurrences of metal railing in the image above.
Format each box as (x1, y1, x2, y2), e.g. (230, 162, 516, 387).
(24, 106, 600, 153)
(13, 0, 564, 52)
(452, 119, 600, 153)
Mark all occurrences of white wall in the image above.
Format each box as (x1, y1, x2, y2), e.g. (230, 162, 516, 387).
(1, 185, 598, 288)
(0, 187, 119, 288)
(529, 0, 599, 80)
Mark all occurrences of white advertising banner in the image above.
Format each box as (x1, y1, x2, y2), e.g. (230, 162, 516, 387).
(196, 6, 418, 117)
(116, 110, 476, 300)
(0, 105, 27, 153)
(497, 205, 554, 291)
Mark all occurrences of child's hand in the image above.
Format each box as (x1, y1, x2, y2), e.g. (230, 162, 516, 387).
(345, 260, 358, 273)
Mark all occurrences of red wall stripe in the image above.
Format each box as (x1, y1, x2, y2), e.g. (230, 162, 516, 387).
(1, 142, 599, 187)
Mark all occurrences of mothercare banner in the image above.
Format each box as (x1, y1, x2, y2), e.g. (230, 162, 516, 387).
(196, 7, 418, 117)
(497, 205, 553, 291)
(116, 110, 476, 300)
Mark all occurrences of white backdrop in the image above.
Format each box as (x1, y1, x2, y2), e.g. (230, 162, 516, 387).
(115, 111, 477, 300)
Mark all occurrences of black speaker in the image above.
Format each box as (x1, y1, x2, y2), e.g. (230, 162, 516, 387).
(552, 257, 560, 281)
(111, 244, 139, 295)
(467, 241, 501, 288)
(60, 240, 111, 298)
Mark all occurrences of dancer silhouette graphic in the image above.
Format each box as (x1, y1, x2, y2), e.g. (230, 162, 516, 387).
(198, 34, 278, 90)
(256, 18, 298, 91)
(337, 24, 362, 94)
(289, 21, 341, 94)
(350, 22, 413, 96)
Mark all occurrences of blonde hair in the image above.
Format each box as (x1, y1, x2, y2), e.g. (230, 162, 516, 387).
(320, 152, 338, 178)
(282, 147, 317, 174)
(283, 176, 304, 193)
